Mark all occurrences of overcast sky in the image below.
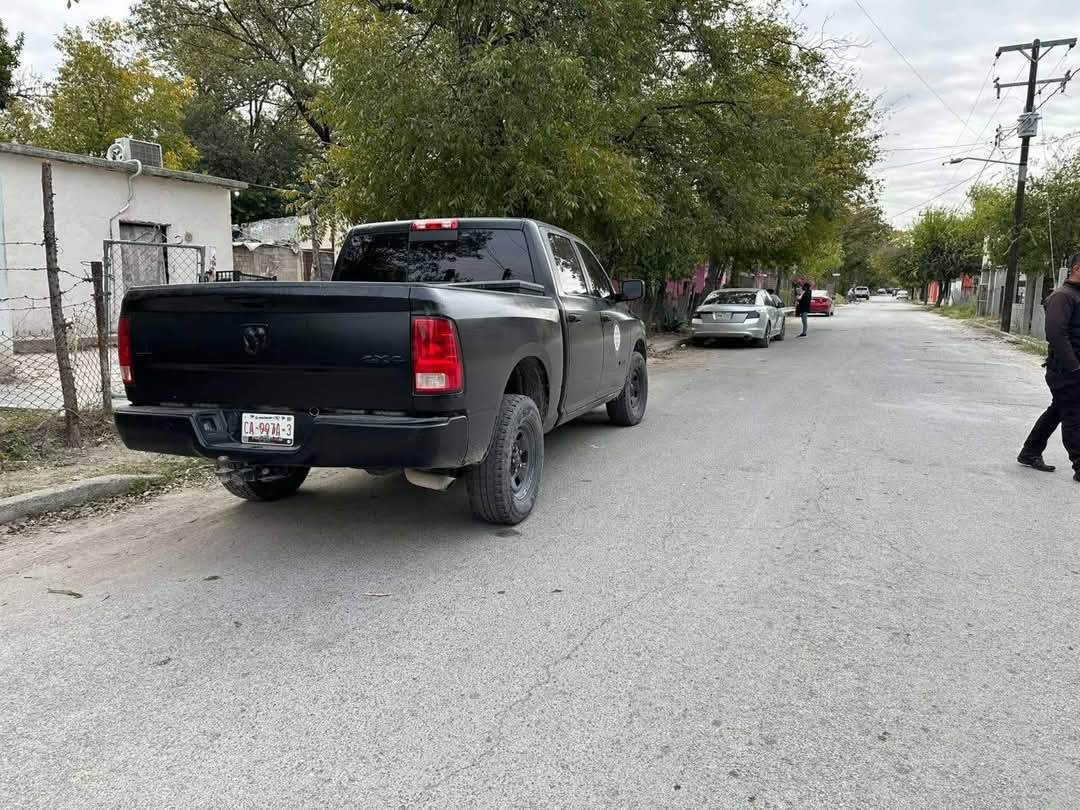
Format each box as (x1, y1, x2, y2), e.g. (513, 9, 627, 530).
(6, 0, 1080, 227)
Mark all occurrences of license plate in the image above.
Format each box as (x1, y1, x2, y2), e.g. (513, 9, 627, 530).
(242, 413, 295, 446)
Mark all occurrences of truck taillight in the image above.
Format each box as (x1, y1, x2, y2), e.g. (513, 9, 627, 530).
(117, 316, 133, 384)
(412, 317, 463, 395)
(410, 219, 459, 232)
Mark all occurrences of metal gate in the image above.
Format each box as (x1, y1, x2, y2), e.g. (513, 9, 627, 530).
(103, 239, 207, 329)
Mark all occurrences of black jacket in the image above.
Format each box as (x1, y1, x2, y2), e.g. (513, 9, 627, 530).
(796, 290, 812, 315)
(1045, 280, 1080, 382)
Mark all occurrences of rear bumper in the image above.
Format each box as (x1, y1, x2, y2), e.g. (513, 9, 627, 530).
(690, 319, 766, 339)
(114, 405, 470, 470)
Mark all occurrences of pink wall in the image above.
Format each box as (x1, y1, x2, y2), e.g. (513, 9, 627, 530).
(665, 264, 710, 301)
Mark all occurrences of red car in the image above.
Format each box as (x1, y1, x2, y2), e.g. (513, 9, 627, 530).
(809, 290, 835, 316)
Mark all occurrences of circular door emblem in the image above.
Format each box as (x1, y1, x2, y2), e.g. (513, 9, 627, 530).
(613, 323, 622, 352)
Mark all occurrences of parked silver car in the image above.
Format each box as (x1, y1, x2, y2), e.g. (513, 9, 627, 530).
(690, 288, 787, 347)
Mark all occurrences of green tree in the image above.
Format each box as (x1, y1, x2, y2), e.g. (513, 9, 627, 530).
(183, 90, 317, 221)
(320, 0, 879, 316)
(0, 18, 24, 110)
(131, 0, 329, 144)
(131, 0, 328, 216)
(43, 21, 199, 169)
(910, 208, 982, 306)
(837, 204, 892, 291)
(873, 230, 915, 292)
(970, 149, 1080, 288)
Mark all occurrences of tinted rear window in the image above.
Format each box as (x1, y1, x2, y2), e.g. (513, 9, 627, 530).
(334, 228, 534, 283)
(704, 291, 758, 305)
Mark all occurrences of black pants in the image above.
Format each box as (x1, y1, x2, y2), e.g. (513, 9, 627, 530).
(1022, 375, 1080, 472)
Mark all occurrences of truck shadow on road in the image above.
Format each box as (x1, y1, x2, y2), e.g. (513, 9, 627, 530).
(198, 410, 622, 550)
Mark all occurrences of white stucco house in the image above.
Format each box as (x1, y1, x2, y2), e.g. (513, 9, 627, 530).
(0, 142, 246, 338)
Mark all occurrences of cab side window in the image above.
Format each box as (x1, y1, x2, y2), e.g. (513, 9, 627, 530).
(576, 242, 615, 298)
(547, 233, 589, 296)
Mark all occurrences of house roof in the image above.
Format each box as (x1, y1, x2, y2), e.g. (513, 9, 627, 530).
(0, 142, 248, 191)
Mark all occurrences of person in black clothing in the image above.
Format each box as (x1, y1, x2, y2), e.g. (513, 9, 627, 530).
(795, 283, 812, 337)
(1018, 252, 1080, 480)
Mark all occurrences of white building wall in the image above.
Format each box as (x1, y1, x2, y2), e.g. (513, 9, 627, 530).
(0, 149, 237, 334)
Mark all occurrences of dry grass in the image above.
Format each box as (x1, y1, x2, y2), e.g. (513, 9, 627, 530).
(0, 409, 117, 469)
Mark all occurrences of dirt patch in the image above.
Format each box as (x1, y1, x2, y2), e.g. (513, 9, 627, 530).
(1, 409, 208, 500)
(650, 343, 708, 372)
(1, 460, 214, 539)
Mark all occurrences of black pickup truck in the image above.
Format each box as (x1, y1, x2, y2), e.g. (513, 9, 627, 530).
(114, 218, 648, 524)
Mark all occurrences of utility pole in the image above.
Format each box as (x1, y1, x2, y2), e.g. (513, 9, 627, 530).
(995, 36, 1076, 333)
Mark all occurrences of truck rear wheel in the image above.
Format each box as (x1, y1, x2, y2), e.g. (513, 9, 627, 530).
(465, 394, 544, 525)
(607, 351, 648, 426)
(221, 466, 310, 502)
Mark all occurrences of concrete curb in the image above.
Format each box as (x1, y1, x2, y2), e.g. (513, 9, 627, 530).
(0, 475, 159, 525)
(961, 318, 1047, 353)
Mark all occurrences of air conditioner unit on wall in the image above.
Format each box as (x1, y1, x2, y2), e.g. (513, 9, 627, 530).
(106, 137, 164, 168)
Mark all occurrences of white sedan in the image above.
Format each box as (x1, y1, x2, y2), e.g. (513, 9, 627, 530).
(691, 288, 787, 348)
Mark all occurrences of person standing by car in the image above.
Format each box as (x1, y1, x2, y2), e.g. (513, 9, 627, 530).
(796, 283, 812, 337)
(1018, 253, 1080, 480)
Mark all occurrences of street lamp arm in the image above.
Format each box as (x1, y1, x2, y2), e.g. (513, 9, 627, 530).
(944, 156, 1023, 166)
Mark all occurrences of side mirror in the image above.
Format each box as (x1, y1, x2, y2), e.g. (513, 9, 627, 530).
(618, 279, 644, 302)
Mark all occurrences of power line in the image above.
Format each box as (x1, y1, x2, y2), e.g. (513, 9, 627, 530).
(951, 58, 998, 150)
(851, 0, 978, 137)
(1035, 79, 1070, 112)
(896, 172, 1003, 194)
(939, 59, 1010, 192)
(889, 167, 987, 221)
(880, 142, 988, 153)
(964, 62, 1028, 157)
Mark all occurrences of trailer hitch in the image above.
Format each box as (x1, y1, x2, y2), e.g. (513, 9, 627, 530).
(215, 458, 293, 484)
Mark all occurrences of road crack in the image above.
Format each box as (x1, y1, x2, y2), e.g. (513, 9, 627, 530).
(408, 577, 681, 805)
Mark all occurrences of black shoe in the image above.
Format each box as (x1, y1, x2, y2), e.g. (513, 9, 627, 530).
(1017, 454, 1056, 472)
(1074, 471, 1080, 483)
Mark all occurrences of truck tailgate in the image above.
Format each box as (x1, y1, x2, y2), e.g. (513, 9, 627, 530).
(122, 283, 414, 411)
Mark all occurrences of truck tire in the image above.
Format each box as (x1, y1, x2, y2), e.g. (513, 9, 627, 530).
(465, 394, 544, 525)
(607, 351, 648, 426)
(221, 466, 310, 502)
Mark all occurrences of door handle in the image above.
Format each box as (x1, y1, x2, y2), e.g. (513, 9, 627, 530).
(567, 313, 581, 323)
(600, 314, 613, 323)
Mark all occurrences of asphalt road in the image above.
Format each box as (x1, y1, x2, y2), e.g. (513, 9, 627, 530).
(3, 299, 1078, 808)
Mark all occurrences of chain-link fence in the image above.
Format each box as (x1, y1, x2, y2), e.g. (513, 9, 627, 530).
(1, 267, 115, 415)
(2, 236, 273, 431)
(2, 242, 245, 413)
(104, 239, 207, 329)
(3, 162, 237, 455)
